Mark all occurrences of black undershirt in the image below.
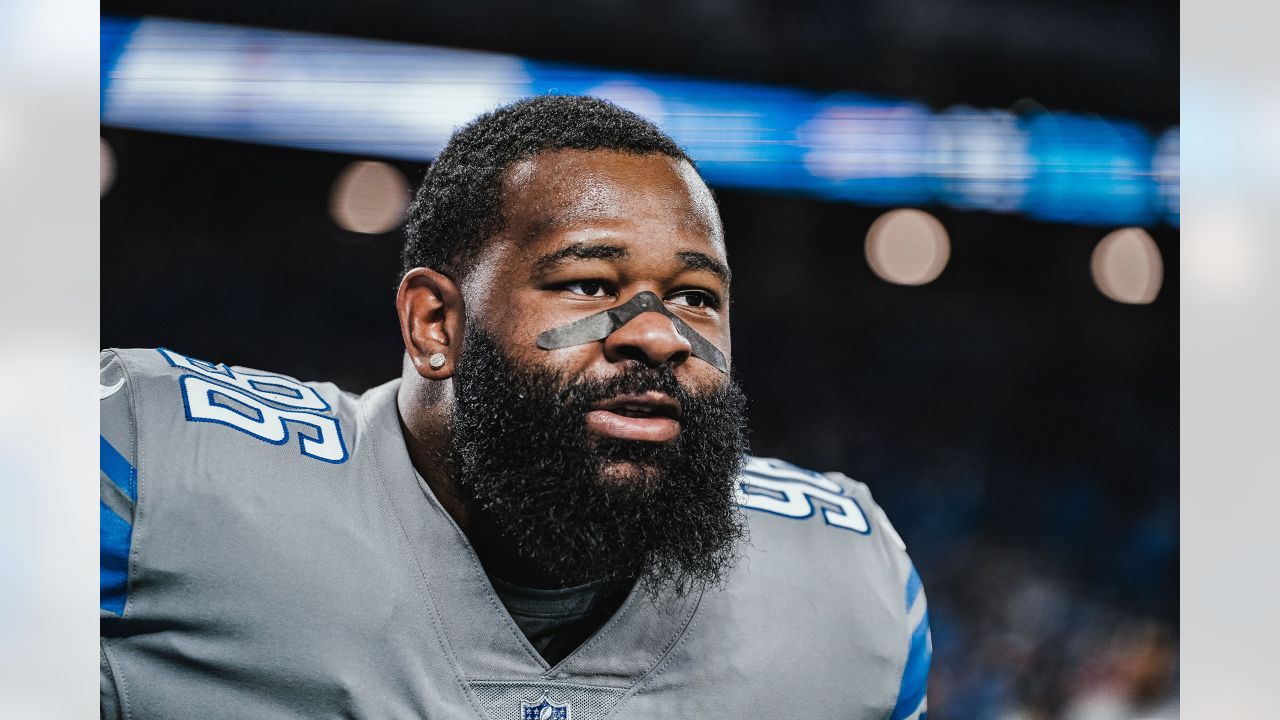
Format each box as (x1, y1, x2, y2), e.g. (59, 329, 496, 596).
(488, 574, 629, 665)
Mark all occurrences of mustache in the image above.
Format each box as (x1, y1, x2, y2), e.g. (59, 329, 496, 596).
(554, 364, 696, 411)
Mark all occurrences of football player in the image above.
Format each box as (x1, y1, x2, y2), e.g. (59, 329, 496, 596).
(100, 95, 931, 719)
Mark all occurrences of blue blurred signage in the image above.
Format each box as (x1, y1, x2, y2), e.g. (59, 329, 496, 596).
(101, 16, 1178, 228)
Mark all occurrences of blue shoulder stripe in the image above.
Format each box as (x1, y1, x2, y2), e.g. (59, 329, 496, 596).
(100, 435, 136, 615)
(891, 610, 932, 720)
(100, 501, 132, 615)
(892, 563, 931, 720)
(905, 564, 922, 611)
(100, 435, 136, 501)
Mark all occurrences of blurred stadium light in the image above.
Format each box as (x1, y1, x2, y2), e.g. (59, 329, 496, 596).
(1091, 227, 1164, 304)
(100, 137, 115, 196)
(329, 160, 410, 235)
(1153, 128, 1179, 226)
(101, 15, 1179, 228)
(864, 209, 951, 286)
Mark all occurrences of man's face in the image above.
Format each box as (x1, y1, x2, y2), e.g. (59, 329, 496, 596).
(463, 149, 734, 481)
(447, 149, 748, 589)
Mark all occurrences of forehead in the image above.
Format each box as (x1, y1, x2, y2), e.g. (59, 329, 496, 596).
(499, 149, 724, 255)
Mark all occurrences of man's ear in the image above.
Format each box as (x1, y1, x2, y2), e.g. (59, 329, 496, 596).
(396, 267, 465, 378)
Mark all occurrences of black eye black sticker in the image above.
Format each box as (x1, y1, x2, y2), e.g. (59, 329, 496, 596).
(535, 291, 728, 373)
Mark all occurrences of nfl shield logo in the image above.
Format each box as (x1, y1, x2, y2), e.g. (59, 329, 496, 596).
(521, 695, 570, 720)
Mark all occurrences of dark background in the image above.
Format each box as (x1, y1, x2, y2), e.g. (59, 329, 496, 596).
(101, 1, 1178, 717)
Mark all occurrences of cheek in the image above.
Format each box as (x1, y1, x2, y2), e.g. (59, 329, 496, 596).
(530, 344, 604, 376)
(492, 300, 608, 368)
(483, 313, 602, 374)
(681, 362, 731, 396)
(466, 298, 539, 352)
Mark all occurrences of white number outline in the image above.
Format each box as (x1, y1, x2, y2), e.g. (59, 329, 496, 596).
(735, 458, 871, 534)
(179, 375, 349, 464)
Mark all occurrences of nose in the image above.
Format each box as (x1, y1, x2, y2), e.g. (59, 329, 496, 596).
(602, 311, 693, 368)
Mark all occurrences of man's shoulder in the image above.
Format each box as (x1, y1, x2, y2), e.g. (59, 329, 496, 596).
(100, 347, 378, 469)
(99, 348, 403, 618)
(733, 454, 915, 593)
(692, 456, 929, 718)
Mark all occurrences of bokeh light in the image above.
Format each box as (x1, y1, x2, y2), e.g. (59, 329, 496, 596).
(864, 208, 951, 286)
(100, 138, 115, 197)
(1090, 227, 1163, 304)
(328, 160, 409, 235)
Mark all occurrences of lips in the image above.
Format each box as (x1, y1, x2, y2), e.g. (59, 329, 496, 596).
(586, 391, 683, 442)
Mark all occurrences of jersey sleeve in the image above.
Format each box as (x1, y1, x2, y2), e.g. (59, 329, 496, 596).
(890, 561, 931, 720)
(858, 478, 931, 720)
(100, 350, 137, 618)
(741, 456, 932, 716)
(826, 469, 931, 720)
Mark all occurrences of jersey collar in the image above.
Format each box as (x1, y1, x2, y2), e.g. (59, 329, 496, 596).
(362, 380, 705, 686)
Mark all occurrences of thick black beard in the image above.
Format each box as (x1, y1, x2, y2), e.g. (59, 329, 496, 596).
(449, 329, 749, 593)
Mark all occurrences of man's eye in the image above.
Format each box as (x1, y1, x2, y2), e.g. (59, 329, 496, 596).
(667, 290, 720, 310)
(563, 281, 610, 297)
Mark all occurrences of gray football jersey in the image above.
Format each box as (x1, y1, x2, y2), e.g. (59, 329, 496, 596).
(100, 348, 930, 720)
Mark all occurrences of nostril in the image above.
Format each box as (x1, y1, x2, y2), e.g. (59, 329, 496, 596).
(617, 343, 688, 368)
(614, 345, 651, 365)
(602, 311, 693, 367)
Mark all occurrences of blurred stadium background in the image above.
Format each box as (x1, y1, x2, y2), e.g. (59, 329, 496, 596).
(99, 2, 1178, 718)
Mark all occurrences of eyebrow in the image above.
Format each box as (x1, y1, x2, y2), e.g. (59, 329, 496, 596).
(531, 242, 732, 287)
(532, 243, 630, 275)
(675, 251, 732, 287)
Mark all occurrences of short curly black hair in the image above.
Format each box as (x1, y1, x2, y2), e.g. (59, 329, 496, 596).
(401, 94, 693, 279)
